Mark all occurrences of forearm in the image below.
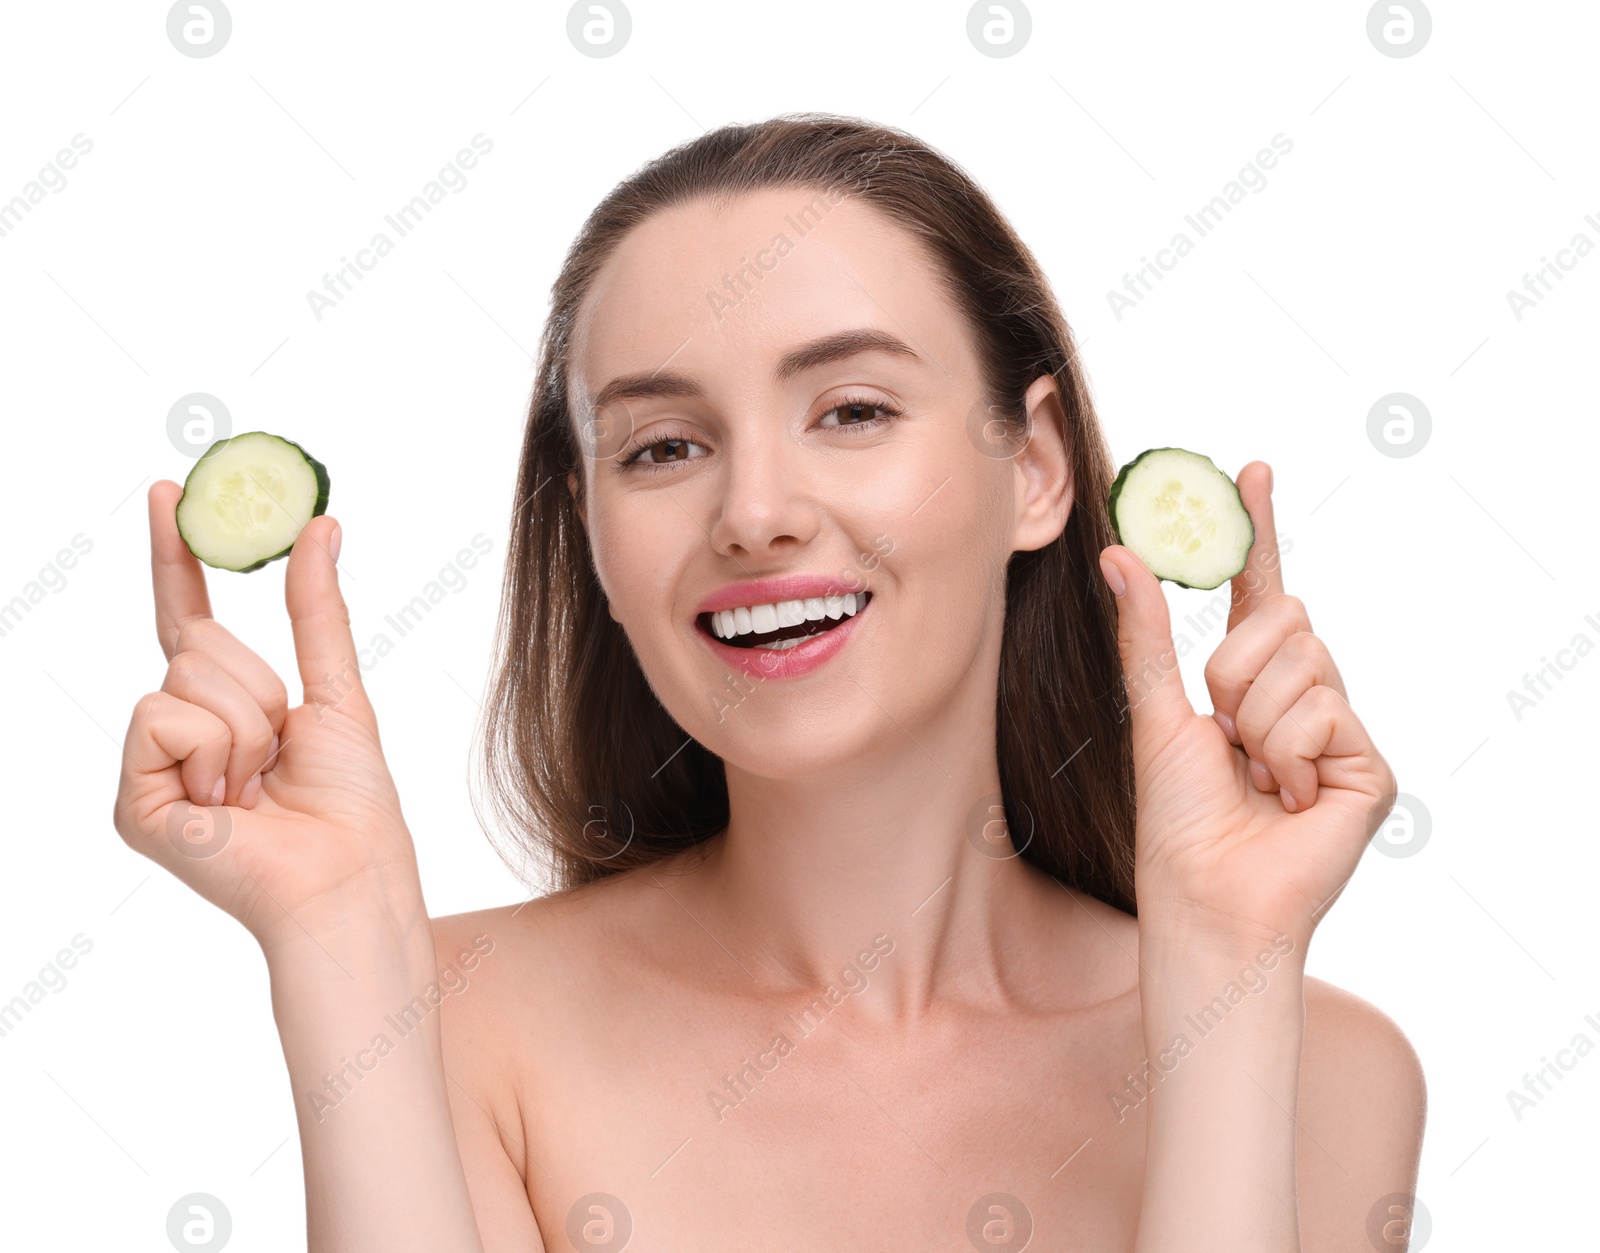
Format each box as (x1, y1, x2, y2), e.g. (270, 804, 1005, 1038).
(1134, 917, 1307, 1253)
(267, 910, 485, 1253)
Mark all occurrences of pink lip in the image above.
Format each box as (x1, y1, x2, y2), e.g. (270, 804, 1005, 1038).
(695, 574, 868, 616)
(696, 591, 872, 681)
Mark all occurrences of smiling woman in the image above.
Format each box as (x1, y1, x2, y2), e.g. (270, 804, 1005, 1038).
(114, 110, 1423, 1253)
(481, 119, 1138, 910)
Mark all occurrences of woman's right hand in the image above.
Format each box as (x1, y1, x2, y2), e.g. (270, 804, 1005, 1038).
(113, 480, 427, 964)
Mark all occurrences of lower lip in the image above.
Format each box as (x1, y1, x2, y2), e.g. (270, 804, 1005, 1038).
(698, 599, 869, 680)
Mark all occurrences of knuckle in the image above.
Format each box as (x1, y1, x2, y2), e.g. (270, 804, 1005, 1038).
(241, 717, 275, 758)
(1309, 682, 1346, 712)
(173, 615, 219, 655)
(165, 648, 207, 688)
(131, 690, 168, 724)
(1277, 593, 1310, 629)
(1235, 703, 1268, 750)
(262, 676, 290, 721)
(1283, 629, 1322, 662)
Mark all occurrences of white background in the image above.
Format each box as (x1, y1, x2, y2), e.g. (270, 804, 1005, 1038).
(1, 1, 1595, 1248)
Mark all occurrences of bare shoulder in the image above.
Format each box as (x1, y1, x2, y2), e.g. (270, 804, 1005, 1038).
(428, 863, 683, 1057)
(426, 877, 662, 1253)
(1295, 975, 1428, 1251)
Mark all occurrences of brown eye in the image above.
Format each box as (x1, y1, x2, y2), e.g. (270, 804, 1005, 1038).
(649, 438, 693, 462)
(820, 398, 904, 429)
(618, 432, 708, 471)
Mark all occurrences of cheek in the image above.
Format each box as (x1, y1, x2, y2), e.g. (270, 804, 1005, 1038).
(587, 493, 694, 630)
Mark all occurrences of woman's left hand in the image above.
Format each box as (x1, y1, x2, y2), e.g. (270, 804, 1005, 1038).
(1098, 460, 1398, 953)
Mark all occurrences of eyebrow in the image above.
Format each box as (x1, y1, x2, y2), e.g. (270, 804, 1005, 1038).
(588, 328, 921, 411)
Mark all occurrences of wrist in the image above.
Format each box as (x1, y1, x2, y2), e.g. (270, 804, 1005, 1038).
(264, 900, 439, 1012)
(1137, 897, 1307, 971)
(1137, 916, 1305, 1037)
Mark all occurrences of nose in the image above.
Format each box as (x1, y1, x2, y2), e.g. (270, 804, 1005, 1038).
(707, 422, 820, 560)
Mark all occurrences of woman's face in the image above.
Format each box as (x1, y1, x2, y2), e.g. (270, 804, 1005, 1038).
(567, 186, 1071, 778)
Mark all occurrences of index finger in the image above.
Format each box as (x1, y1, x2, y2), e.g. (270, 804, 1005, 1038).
(150, 479, 213, 661)
(1226, 460, 1284, 630)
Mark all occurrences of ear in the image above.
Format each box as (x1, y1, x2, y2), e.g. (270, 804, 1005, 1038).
(567, 469, 587, 531)
(566, 468, 620, 622)
(1010, 374, 1074, 553)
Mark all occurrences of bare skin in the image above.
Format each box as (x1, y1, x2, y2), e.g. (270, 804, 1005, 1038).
(433, 869, 1422, 1250)
(114, 185, 1424, 1252)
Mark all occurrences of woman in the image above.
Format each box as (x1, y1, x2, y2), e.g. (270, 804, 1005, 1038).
(116, 114, 1425, 1250)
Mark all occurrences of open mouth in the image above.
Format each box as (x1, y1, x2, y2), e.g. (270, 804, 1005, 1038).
(698, 591, 872, 651)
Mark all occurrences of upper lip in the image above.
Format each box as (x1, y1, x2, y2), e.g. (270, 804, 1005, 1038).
(695, 574, 872, 616)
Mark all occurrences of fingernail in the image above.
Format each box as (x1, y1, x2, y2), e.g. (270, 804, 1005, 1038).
(329, 522, 343, 565)
(1265, 463, 1273, 493)
(209, 775, 226, 805)
(1214, 709, 1238, 743)
(1099, 556, 1126, 598)
(1280, 787, 1296, 812)
(240, 773, 262, 807)
(1249, 758, 1273, 792)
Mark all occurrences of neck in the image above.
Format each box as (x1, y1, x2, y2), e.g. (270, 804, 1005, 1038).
(658, 676, 1056, 1022)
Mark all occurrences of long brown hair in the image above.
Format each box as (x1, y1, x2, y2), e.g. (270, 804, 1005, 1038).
(474, 112, 1137, 914)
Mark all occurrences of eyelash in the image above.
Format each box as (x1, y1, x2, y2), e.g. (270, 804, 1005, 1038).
(614, 394, 907, 473)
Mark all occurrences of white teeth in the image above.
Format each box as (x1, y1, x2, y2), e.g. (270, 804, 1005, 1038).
(706, 592, 869, 642)
(776, 600, 805, 627)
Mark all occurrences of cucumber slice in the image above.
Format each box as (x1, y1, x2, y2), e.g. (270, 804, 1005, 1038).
(1107, 447, 1253, 590)
(176, 431, 330, 572)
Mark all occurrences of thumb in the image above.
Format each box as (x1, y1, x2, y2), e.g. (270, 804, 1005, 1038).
(1099, 544, 1193, 747)
(285, 514, 374, 728)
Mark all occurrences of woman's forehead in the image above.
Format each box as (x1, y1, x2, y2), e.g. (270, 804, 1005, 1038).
(569, 189, 962, 399)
